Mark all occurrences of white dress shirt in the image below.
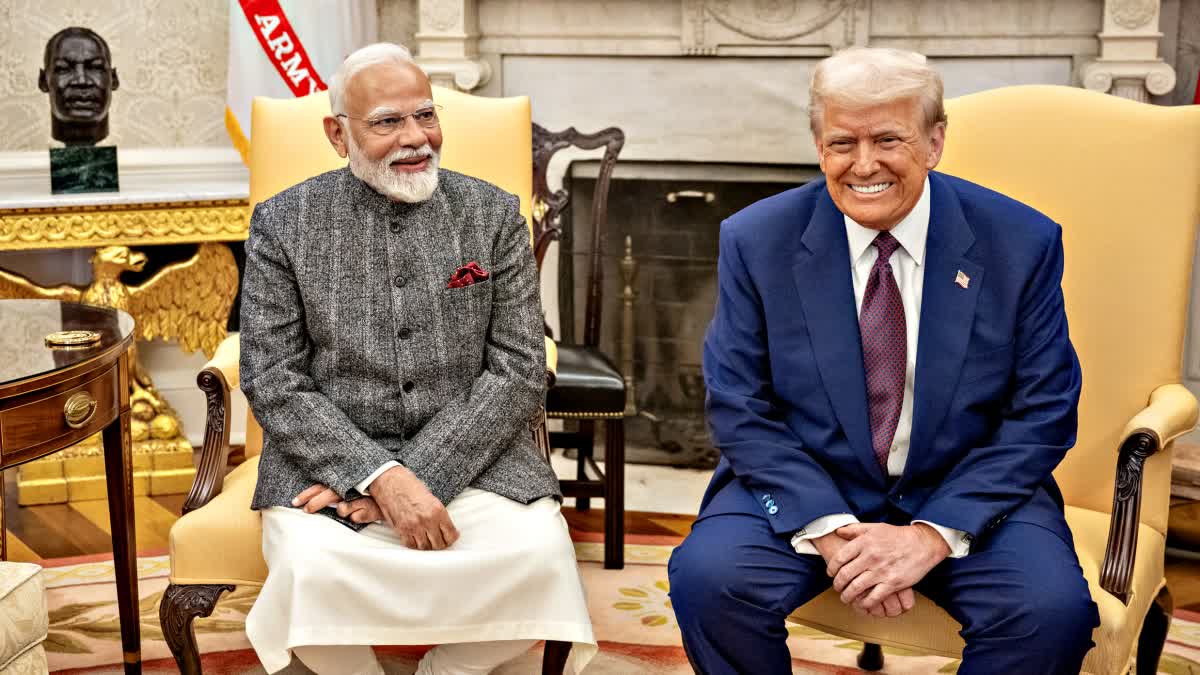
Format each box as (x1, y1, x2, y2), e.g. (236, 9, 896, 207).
(356, 461, 400, 496)
(791, 178, 971, 558)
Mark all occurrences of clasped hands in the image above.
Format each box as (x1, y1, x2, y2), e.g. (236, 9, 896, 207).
(813, 522, 950, 619)
(292, 465, 459, 551)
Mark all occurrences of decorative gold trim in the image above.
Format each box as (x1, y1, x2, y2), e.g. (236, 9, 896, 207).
(0, 199, 250, 250)
(546, 410, 626, 419)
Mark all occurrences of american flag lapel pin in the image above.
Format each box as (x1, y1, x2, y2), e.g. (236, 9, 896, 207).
(955, 270, 970, 289)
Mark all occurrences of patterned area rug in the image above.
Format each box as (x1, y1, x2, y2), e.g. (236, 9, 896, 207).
(40, 538, 1200, 674)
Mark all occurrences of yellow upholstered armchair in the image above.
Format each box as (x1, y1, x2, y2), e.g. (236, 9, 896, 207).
(788, 86, 1200, 675)
(158, 88, 572, 674)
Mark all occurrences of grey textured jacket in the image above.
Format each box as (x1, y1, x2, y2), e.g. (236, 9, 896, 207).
(240, 166, 559, 510)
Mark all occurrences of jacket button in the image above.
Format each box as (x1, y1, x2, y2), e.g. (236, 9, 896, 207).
(403, 381, 415, 393)
(393, 275, 406, 288)
(390, 222, 402, 234)
(398, 327, 412, 340)
(768, 506, 779, 515)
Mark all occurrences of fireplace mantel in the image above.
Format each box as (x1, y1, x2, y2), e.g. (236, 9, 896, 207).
(406, 0, 1175, 174)
(412, 0, 1174, 107)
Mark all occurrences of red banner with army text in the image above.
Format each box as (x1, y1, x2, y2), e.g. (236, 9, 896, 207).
(236, 0, 327, 98)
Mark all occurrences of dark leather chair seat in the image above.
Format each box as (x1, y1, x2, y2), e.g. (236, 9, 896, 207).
(546, 344, 625, 415)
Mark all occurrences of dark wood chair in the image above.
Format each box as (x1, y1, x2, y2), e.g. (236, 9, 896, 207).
(531, 123, 628, 569)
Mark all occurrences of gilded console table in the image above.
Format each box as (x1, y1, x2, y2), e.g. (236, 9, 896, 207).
(0, 185, 248, 504)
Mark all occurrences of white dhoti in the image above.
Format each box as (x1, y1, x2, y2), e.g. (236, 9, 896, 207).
(245, 488, 596, 674)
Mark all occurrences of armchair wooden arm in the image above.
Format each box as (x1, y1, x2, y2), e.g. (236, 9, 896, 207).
(1100, 384, 1199, 602)
(184, 334, 242, 515)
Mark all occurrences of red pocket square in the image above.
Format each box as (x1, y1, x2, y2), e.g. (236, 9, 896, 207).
(447, 261, 490, 288)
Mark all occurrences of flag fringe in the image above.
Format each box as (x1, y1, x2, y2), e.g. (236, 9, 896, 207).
(225, 106, 251, 166)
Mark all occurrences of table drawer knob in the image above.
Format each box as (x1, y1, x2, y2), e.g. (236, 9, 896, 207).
(64, 392, 98, 429)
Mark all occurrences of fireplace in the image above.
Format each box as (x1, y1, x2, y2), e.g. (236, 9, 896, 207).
(558, 162, 819, 467)
(484, 0, 1118, 465)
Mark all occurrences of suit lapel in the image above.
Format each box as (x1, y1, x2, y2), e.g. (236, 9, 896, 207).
(903, 173, 983, 484)
(793, 187, 886, 487)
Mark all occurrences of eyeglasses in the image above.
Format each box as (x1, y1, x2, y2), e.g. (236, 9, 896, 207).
(336, 105, 442, 136)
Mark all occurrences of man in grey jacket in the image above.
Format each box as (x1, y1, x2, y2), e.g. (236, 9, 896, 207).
(239, 43, 595, 675)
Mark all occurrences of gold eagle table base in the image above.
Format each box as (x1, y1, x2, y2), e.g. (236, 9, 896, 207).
(0, 194, 248, 504)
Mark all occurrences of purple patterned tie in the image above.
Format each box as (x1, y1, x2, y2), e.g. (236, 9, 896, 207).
(860, 231, 906, 470)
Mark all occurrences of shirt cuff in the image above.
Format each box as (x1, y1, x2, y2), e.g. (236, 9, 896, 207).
(790, 513, 860, 555)
(355, 461, 400, 496)
(913, 520, 972, 558)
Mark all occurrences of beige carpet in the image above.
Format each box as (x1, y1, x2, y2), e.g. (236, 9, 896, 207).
(38, 542, 1200, 674)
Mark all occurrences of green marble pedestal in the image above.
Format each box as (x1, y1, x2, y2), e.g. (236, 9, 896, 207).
(49, 145, 119, 194)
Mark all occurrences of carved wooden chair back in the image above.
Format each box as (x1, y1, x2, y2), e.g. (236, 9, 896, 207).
(531, 124, 626, 347)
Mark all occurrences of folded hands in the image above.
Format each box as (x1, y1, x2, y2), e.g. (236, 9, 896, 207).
(814, 523, 950, 618)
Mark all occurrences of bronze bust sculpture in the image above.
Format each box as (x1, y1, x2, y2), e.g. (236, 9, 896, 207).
(38, 27, 119, 146)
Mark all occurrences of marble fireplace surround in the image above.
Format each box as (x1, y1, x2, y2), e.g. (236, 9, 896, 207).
(437, 0, 1174, 341)
(430, 0, 1186, 449)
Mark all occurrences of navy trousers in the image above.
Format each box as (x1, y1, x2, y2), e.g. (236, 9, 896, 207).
(668, 513, 1099, 674)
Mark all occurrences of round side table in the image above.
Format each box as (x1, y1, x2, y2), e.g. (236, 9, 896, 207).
(0, 299, 141, 673)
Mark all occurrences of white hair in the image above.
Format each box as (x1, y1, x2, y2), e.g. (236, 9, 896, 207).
(809, 47, 946, 135)
(329, 42, 415, 115)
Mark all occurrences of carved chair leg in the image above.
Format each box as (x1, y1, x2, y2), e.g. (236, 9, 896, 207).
(160, 582, 234, 675)
(857, 642, 884, 671)
(1136, 587, 1173, 675)
(541, 640, 572, 675)
(576, 420, 595, 512)
(604, 418, 625, 570)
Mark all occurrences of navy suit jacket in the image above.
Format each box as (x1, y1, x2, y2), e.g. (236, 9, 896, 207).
(699, 171, 1082, 548)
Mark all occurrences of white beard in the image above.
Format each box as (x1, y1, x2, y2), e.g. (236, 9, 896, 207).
(347, 136, 440, 203)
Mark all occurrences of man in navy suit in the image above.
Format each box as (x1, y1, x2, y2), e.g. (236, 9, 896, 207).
(668, 47, 1100, 674)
